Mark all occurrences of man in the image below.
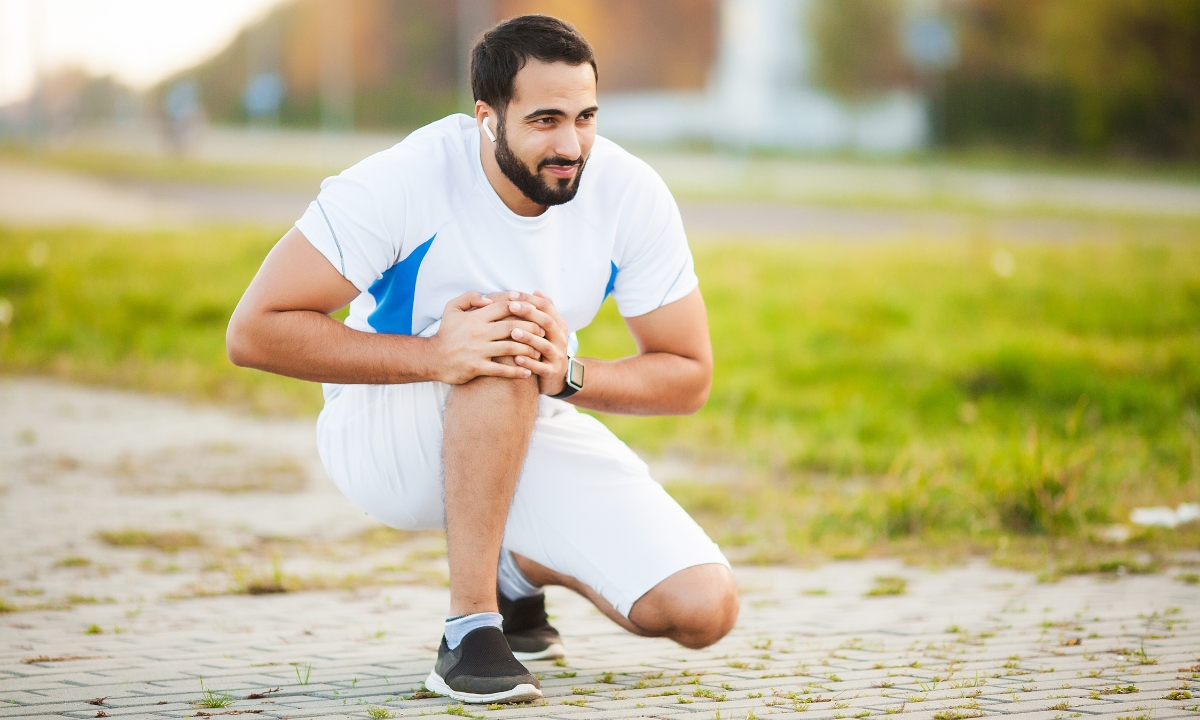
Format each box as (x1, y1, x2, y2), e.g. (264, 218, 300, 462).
(227, 14, 738, 705)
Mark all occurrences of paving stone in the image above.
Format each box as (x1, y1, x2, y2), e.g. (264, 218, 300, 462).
(4, 380, 1200, 720)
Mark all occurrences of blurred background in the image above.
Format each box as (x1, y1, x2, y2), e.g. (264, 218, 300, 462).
(3, 0, 1200, 157)
(1, 0, 1198, 575)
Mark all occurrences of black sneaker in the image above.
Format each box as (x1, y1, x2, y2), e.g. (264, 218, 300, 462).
(424, 626, 542, 704)
(499, 592, 566, 661)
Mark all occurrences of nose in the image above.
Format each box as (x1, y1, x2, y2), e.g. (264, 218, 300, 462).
(553, 122, 582, 162)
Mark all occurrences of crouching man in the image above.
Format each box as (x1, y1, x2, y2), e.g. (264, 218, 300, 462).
(226, 14, 738, 705)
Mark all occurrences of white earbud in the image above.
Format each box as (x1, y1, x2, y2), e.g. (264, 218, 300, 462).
(482, 116, 496, 142)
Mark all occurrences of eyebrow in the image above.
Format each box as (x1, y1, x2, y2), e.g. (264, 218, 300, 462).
(522, 105, 600, 121)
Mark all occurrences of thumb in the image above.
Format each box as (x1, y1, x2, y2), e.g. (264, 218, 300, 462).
(446, 291, 491, 313)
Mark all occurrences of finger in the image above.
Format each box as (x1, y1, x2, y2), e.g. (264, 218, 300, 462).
(487, 340, 543, 359)
(511, 328, 555, 357)
(507, 301, 562, 339)
(473, 361, 532, 379)
(513, 355, 556, 377)
(467, 299, 523, 323)
(516, 292, 568, 331)
(509, 301, 567, 342)
(510, 291, 551, 310)
(506, 319, 546, 337)
(487, 320, 545, 340)
(506, 302, 555, 330)
(446, 291, 491, 313)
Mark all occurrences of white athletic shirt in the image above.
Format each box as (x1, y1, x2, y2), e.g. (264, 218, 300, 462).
(294, 114, 697, 346)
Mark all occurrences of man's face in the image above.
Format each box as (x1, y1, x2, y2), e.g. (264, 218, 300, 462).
(491, 60, 597, 207)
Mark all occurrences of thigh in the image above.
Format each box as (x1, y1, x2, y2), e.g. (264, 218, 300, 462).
(316, 382, 450, 530)
(503, 400, 729, 618)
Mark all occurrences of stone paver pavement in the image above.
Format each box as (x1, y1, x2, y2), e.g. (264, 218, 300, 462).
(2, 379, 1198, 719)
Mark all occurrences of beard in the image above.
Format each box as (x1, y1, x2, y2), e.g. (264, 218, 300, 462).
(493, 117, 587, 207)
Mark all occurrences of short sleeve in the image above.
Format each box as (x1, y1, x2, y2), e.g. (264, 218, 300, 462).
(609, 168, 698, 318)
(294, 158, 405, 292)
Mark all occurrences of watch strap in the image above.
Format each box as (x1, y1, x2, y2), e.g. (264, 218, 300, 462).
(550, 357, 583, 400)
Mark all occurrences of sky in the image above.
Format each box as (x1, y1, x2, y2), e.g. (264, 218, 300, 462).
(0, 0, 285, 105)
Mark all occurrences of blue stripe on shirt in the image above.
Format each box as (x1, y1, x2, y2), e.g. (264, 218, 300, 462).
(367, 234, 436, 335)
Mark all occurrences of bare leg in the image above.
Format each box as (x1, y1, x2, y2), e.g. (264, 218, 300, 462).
(514, 554, 739, 649)
(443, 359, 539, 616)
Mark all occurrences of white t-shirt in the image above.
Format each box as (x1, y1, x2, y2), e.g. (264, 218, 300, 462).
(294, 114, 697, 348)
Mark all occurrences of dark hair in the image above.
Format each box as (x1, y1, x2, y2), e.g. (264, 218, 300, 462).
(470, 15, 597, 111)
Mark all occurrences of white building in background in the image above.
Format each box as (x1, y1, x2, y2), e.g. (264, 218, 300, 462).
(598, 0, 928, 153)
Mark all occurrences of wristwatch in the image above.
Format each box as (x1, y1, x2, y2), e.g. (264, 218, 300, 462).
(550, 356, 585, 400)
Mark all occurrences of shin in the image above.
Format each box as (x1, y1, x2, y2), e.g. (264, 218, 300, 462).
(443, 359, 539, 615)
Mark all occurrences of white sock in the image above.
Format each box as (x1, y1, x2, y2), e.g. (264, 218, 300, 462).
(497, 548, 543, 601)
(444, 612, 502, 650)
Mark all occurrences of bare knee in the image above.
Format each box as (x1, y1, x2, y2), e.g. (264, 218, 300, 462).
(630, 564, 739, 649)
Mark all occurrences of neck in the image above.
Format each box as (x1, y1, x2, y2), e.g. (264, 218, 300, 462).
(480, 140, 547, 217)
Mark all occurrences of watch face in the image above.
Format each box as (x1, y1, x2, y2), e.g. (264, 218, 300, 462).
(568, 357, 584, 389)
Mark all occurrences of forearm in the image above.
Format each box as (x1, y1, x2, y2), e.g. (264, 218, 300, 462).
(227, 308, 438, 385)
(568, 352, 710, 416)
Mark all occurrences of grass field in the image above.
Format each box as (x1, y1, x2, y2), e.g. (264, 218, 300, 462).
(2, 220, 1198, 571)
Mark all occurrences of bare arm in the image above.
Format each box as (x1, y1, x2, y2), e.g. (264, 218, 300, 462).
(226, 227, 545, 385)
(504, 289, 713, 415)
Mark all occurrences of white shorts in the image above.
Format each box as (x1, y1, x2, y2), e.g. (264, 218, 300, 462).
(316, 382, 729, 618)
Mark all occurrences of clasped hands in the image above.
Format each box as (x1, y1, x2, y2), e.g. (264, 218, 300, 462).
(432, 290, 571, 395)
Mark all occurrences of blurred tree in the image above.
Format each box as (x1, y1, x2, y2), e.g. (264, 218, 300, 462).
(497, 0, 717, 91)
(160, 0, 460, 131)
(1047, 0, 1200, 156)
(811, 0, 913, 101)
(21, 68, 141, 135)
(158, 0, 717, 133)
(809, 0, 1200, 159)
(944, 0, 1200, 158)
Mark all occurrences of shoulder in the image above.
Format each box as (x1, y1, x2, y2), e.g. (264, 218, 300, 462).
(584, 135, 670, 198)
(333, 114, 477, 201)
(390, 113, 477, 168)
(577, 136, 677, 230)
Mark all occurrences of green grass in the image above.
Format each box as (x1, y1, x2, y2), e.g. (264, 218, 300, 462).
(865, 576, 907, 597)
(593, 226, 1200, 564)
(54, 556, 91, 567)
(195, 684, 234, 709)
(0, 225, 319, 414)
(2, 222, 1200, 564)
(0, 146, 329, 192)
(96, 529, 205, 552)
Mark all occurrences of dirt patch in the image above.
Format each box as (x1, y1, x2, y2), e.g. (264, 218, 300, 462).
(111, 444, 309, 494)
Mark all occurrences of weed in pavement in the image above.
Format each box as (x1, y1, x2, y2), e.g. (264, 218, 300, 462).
(866, 576, 907, 596)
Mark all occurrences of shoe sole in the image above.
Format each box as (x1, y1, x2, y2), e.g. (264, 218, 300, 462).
(511, 642, 566, 662)
(424, 671, 543, 705)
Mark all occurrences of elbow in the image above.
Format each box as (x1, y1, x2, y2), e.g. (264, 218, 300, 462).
(681, 387, 710, 415)
(677, 374, 711, 416)
(225, 316, 259, 369)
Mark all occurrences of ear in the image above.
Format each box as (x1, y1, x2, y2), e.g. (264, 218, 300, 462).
(475, 100, 496, 144)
